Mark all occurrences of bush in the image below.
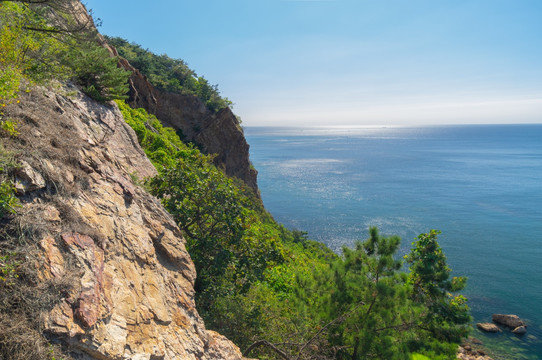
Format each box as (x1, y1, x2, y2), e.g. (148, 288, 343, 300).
(0, 119, 20, 137)
(67, 46, 130, 102)
(0, 181, 20, 218)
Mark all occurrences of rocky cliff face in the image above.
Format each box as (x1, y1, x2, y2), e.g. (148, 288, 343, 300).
(114, 56, 259, 194)
(2, 84, 247, 359)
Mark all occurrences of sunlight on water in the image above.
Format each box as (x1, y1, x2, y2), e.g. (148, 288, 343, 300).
(246, 124, 542, 360)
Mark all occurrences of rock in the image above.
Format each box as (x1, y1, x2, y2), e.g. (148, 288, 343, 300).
(5, 83, 247, 359)
(457, 345, 495, 360)
(477, 323, 500, 333)
(117, 52, 259, 195)
(39, 236, 65, 279)
(512, 325, 527, 335)
(14, 160, 46, 194)
(43, 205, 61, 222)
(492, 314, 525, 329)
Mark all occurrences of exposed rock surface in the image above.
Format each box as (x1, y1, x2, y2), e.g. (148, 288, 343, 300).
(457, 339, 494, 360)
(492, 314, 525, 329)
(476, 323, 500, 333)
(457, 348, 494, 360)
(112, 54, 259, 195)
(3, 84, 246, 359)
(512, 326, 527, 335)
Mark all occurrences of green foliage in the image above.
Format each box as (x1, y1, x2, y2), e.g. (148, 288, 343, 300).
(0, 253, 20, 286)
(0, 180, 20, 217)
(117, 80, 470, 360)
(107, 36, 233, 112)
(67, 45, 130, 102)
(116, 100, 196, 168)
(320, 227, 412, 359)
(0, 1, 73, 87)
(0, 1, 129, 105)
(405, 230, 471, 344)
(0, 2, 30, 107)
(411, 354, 431, 360)
(117, 100, 285, 299)
(0, 143, 20, 218)
(0, 119, 20, 137)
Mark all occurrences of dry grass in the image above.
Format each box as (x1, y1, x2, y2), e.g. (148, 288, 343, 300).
(0, 89, 89, 359)
(0, 212, 78, 360)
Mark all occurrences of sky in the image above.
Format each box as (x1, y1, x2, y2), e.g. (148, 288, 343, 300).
(84, 0, 542, 126)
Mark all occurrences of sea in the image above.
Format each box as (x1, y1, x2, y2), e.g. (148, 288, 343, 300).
(244, 124, 542, 360)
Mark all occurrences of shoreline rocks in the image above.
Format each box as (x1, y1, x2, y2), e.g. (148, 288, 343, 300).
(476, 323, 500, 333)
(492, 314, 527, 335)
(458, 338, 494, 360)
(492, 314, 525, 329)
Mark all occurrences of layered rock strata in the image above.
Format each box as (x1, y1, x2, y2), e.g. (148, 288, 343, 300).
(4, 84, 246, 359)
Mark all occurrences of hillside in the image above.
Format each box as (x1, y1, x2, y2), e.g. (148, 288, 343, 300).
(0, 1, 475, 359)
(104, 37, 259, 194)
(0, 83, 249, 359)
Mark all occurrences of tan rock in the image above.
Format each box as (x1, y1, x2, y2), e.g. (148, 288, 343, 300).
(14, 160, 46, 194)
(5, 77, 246, 358)
(492, 314, 525, 329)
(46, 301, 85, 337)
(43, 205, 61, 222)
(476, 323, 500, 333)
(40, 236, 65, 279)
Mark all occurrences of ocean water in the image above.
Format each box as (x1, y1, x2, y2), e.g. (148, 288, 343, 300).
(245, 124, 542, 359)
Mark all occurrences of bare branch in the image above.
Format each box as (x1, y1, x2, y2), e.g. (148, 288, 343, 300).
(243, 340, 291, 360)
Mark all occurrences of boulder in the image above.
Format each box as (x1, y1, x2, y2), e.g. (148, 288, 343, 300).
(14, 160, 46, 194)
(477, 323, 500, 333)
(492, 314, 525, 329)
(512, 326, 527, 335)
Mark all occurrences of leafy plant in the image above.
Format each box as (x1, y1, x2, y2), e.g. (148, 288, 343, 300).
(0, 142, 20, 218)
(0, 181, 20, 218)
(67, 45, 130, 102)
(0, 253, 20, 286)
(0, 119, 20, 137)
(0, 1, 129, 105)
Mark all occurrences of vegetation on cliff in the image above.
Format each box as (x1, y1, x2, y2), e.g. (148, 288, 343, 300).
(106, 36, 233, 112)
(0, 1, 471, 358)
(0, 1, 129, 359)
(0, 0, 129, 106)
(117, 102, 471, 359)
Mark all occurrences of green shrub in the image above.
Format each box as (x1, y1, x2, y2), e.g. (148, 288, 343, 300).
(0, 253, 20, 286)
(117, 93, 470, 359)
(0, 119, 20, 137)
(107, 36, 232, 112)
(67, 46, 130, 102)
(0, 181, 20, 218)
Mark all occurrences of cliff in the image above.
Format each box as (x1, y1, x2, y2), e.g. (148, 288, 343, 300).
(112, 54, 259, 195)
(1, 84, 247, 359)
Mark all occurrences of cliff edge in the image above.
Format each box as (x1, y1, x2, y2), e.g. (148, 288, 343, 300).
(2, 84, 247, 359)
(113, 55, 259, 195)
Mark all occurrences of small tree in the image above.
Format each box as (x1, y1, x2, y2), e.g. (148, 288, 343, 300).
(67, 46, 129, 102)
(405, 230, 470, 346)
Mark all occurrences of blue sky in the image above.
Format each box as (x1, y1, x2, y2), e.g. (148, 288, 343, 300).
(85, 0, 542, 126)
